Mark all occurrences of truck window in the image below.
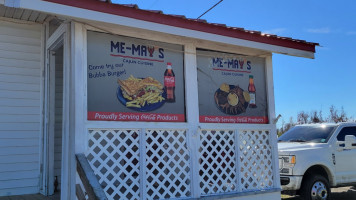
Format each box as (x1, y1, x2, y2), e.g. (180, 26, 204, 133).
(337, 127, 356, 141)
(278, 125, 336, 143)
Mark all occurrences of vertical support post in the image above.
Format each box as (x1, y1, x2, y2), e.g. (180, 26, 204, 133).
(72, 22, 87, 154)
(265, 55, 281, 190)
(139, 128, 147, 200)
(47, 50, 56, 195)
(234, 128, 241, 192)
(60, 21, 75, 200)
(265, 55, 276, 127)
(184, 43, 200, 198)
(39, 22, 47, 195)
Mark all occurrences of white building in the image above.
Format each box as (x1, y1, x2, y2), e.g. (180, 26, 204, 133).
(0, 0, 318, 199)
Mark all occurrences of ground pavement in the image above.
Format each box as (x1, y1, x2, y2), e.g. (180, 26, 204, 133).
(282, 186, 356, 200)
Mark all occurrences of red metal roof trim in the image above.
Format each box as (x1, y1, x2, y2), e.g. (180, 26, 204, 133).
(44, 0, 317, 53)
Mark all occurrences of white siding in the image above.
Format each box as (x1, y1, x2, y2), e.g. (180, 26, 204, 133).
(0, 20, 42, 196)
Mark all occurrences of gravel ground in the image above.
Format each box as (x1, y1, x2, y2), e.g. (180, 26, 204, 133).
(282, 186, 356, 200)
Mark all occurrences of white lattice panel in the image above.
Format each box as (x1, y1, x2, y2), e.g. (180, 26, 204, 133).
(85, 128, 275, 199)
(145, 129, 191, 199)
(199, 130, 237, 195)
(86, 129, 140, 200)
(238, 130, 273, 191)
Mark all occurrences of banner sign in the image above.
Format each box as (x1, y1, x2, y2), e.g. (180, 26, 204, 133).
(87, 31, 185, 122)
(197, 49, 268, 124)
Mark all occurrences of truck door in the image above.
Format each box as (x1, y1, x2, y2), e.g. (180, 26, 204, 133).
(334, 126, 356, 184)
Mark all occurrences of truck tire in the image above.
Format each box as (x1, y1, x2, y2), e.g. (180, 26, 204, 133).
(300, 174, 330, 200)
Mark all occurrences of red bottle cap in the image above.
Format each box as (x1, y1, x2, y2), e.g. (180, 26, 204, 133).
(167, 62, 172, 65)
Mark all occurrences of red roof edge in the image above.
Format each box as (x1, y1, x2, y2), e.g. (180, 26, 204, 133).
(43, 0, 317, 53)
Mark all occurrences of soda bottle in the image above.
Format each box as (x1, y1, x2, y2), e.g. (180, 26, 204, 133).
(164, 62, 175, 102)
(248, 75, 257, 108)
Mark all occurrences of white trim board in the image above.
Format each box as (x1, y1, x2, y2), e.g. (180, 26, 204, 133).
(17, 0, 314, 58)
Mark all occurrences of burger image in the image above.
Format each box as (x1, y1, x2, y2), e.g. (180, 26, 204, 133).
(118, 75, 165, 108)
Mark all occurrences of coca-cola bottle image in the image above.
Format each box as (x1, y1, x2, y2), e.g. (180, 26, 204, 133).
(164, 62, 175, 102)
(248, 75, 257, 108)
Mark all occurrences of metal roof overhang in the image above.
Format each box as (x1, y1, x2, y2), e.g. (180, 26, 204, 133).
(1, 0, 317, 58)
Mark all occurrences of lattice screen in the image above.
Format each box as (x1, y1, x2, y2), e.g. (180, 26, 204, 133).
(86, 128, 274, 199)
(199, 130, 237, 195)
(86, 129, 191, 200)
(145, 129, 191, 199)
(86, 129, 140, 200)
(198, 129, 274, 195)
(238, 130, 273, 191)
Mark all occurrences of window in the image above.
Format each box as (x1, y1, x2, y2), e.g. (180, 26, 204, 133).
(87, 31, 186, 122)
(196, 49, 268, 124)
(278, 125, 336, 143)
(337, 127, 356, 141)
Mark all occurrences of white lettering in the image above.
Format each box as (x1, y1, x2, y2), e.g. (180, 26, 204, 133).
(204, 116, 221, 123)
(94, 113, 118, 120)
(156, 114, 178, 121)
(119, 113, 140, 121)
(248, 117, 264, 123)
(221, 117, 236, 123)
(140, 114, 156, 121)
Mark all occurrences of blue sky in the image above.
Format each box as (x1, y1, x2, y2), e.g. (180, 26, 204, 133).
(112, 0, 356, 126)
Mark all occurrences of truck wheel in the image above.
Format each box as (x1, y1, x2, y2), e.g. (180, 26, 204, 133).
(300, 174, 330, 200)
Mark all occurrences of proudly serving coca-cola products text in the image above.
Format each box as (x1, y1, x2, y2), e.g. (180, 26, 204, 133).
(164, 62, 175, 102)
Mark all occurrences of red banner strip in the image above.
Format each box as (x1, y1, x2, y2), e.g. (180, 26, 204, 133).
(88, 111, 185, 122)
(199, 115, 269, 124)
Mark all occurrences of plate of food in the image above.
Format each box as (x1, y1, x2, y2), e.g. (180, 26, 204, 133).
(214, 83, 250, 115)
(117, 75, 166, 112)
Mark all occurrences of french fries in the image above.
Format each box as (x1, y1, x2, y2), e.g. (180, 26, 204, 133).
(119, 75, 165, 108)
(127, 75, 140, 82)
(126, 91, 165, 108)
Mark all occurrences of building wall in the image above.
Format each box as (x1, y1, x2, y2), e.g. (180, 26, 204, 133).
(0, 20, 42, 196)
(79, 23, 280, 199)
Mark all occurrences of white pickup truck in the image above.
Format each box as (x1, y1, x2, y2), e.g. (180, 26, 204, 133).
(278, 123, 356, 200)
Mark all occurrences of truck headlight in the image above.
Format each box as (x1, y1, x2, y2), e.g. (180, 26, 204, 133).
(279, 155, 296, 174)
(282, 155, 296, 168)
